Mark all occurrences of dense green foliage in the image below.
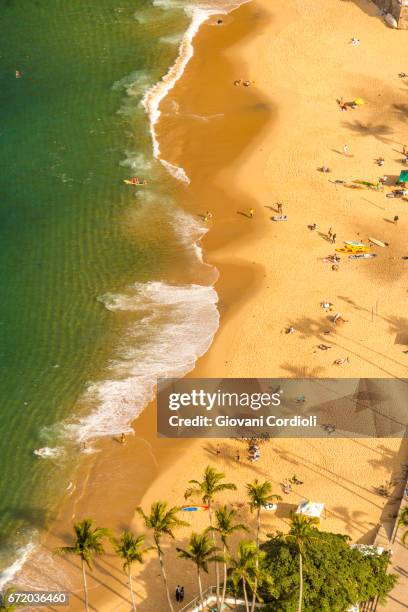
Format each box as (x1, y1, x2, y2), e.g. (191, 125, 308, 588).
(259, 529, 397, 611)
(50, 468, 398, 612)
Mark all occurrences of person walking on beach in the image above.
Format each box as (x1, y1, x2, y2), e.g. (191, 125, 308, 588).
(331, 233, 337, 244)
(394, 215, 399, 225)
(236, 450, 240, 462)
(277, 202, 283, 214)
(180, 587, 184, 602)
(343, 144, 349, 156)
(175, 586, 181, 602)
(249, 208, 254, 218)
(120, 433, 126, 444)
(327, 227, 332, 240)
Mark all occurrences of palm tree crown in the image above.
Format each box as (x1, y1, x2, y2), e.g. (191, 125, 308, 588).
(55, 518, 110, 568)
(184, 466, 237, 504)
(286, 513, 320, 554)
(246, 479, 282, 512)
(113, 531, 150, 573)
(177, 532, 223, 573)
(136, 501, 188, 551)
(230, 541, 260, 606)
(212, 505, 248, 547)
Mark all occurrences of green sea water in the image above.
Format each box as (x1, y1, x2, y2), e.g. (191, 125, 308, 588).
(0, 0, 202, 580)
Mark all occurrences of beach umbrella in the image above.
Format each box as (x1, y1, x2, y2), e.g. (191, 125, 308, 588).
(354, 97, 365, 106)
(398, 170, 408, 184)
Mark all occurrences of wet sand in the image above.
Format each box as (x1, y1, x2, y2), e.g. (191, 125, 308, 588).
(22, 0, 408, 610)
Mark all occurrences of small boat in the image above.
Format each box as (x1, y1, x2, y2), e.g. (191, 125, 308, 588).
(123, 178, 148, 186)
(349, 253, 377, 259)
(271, 215, 288, 222)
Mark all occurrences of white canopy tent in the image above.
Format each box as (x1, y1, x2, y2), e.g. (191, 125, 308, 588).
(296, 500, 325, 520)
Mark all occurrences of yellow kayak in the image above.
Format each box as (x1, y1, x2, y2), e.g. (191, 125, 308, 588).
(336, 247, 369, 254)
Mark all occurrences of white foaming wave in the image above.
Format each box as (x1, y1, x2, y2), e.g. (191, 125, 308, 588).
(0, 542, 36, 590)
(113, 70, 155, 117)
(160, 158, 190, 183)
(142, 5, 224, 184)
(120, 150, 153, 173)
(60, 282, 219, 442)
(159, 32, 185, 45)
(10, 546, 74, 592)
(112, 70, 153, 95)
(170, 208, 208, 264)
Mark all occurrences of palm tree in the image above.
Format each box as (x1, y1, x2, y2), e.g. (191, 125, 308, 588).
(246, 479, 281, 611)
(210, 505, 247, 610)
(177, 532, 223, 607)
(185, 466, 236, 609)
(136, 501, 188, 612)
(398, 506, 408, 527)
(230, 541, 259, 612)
(399, 507, 408, 547)
(54, 518, 110, 612)
(112, 531, 151, 611)
(284, 513, 320, 612)
(0, 589, 18, 611)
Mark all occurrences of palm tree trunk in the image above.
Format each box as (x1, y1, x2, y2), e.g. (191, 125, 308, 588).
(81, 559, 89, 612)
(197, 567, 204, 609)
(128, 565, 136, 612)
(250, 509, 261, 612)
(157, 547, 175, 612)
(208, 502, 220, 610)
(220, 544, 227, 610)
(242, 577, 249, 612)
(297, 552, 303, 612)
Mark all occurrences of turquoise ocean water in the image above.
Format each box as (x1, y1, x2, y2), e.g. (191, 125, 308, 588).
(0, 0, 244, 586)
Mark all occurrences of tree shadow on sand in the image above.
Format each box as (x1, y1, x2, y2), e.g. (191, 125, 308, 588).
(341, 120, 394, 144)
(393, 103, 408, 122)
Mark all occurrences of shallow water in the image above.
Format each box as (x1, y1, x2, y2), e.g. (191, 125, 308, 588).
(0, 0, 247, 585)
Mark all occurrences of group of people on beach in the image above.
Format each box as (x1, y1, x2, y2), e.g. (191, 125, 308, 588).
(175, 585, 185, 603)
(233, 78, 254, 87)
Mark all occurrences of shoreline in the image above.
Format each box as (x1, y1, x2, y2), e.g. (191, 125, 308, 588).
(16, 0, 408, 609)
(12, 0, 264, 602)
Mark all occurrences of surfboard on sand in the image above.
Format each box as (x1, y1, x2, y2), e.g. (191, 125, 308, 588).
(181, 505, 209, 512)
(368, 237, 387, 248)
(345, 241, 366, 247)
(349, 253, 377, 259)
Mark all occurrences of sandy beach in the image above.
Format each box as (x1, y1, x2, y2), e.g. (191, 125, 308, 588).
(22, 0, 408, 609)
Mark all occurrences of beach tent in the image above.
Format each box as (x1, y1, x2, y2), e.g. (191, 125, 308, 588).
(296, 500, 325, 520)
(398, 170, 408, 184)
(354, 98, 365, 106)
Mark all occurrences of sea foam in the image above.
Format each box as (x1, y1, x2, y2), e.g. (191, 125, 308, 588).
(0, 543, 35, 590)
(142, 5, 224, 184)
(60, 282, 219, 442)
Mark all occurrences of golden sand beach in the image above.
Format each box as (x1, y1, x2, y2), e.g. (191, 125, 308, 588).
(23, 0, 408, 609)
